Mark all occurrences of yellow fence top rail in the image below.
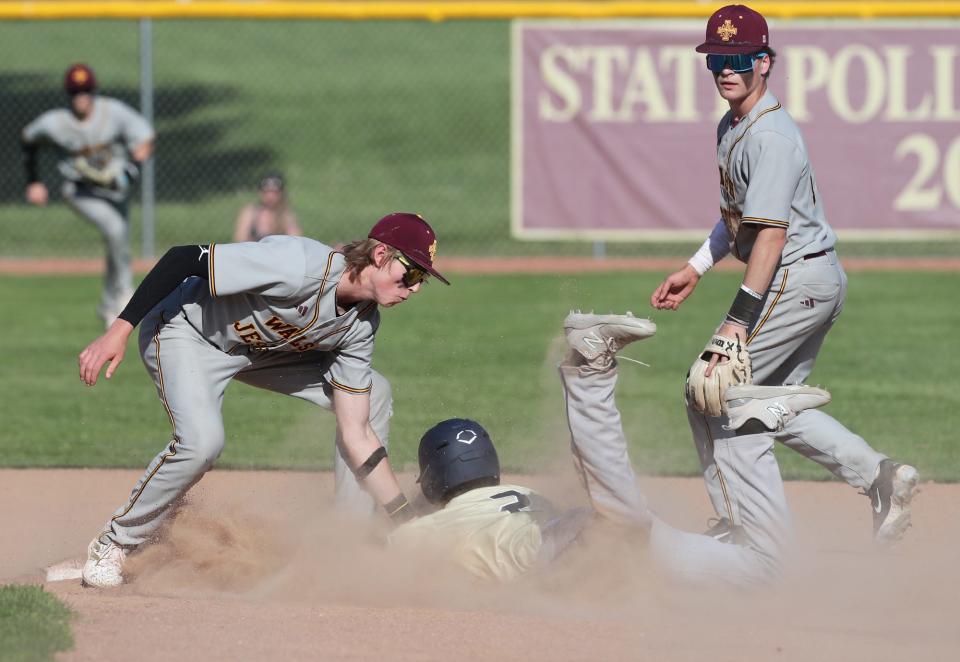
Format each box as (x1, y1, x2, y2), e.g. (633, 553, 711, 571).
(1, 1, 959, 21)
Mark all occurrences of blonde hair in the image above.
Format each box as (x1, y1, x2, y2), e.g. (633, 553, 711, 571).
(340, 238, 399, 283)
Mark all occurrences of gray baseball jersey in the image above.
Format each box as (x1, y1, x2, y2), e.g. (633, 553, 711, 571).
(22, 95, 154, 202)
(716, 90, 835, 264)
(690, 92, 892, 535)
(97, 236, 390, 549)
(172, 236, 380, 394)
(23, 95, 154, 323)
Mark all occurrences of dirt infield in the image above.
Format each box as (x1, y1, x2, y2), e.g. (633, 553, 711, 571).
(3, 468, 957, 661)
(2, 255, 959, 276)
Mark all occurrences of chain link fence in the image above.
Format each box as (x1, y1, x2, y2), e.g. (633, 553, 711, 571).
(2, 16, 957, 260)
(2, 18, 552, 258)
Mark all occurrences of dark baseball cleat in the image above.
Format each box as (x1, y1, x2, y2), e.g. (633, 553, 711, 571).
(868, 460, 920, 545)
(564, 311, 656, 367)
(724, 384, 831, 432)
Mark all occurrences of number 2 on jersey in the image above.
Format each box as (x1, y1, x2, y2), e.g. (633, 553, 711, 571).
(490, 490, 531, 513)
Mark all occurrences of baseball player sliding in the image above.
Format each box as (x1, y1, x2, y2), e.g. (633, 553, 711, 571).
(21, 63, 156, 327)
(391, 313, 823, 586)
(77, 213, 448, 588)
(650, 5, 918, 545)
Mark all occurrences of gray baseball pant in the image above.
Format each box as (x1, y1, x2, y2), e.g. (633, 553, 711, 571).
(62, 182, 133, 322)
(98, 311, 392, 548)
(560, 359, 791, 585)
(690, 251, 887, 523)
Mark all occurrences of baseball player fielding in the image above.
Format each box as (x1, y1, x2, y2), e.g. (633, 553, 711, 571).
(649, 4, 918, 547)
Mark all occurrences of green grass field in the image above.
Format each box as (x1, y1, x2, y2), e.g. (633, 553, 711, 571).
(0, 585, 73, 662)
(2, 270, 957, 481)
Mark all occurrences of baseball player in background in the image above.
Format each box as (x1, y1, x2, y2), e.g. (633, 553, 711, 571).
(649, 5, 918, 545)
(391, 313, 828, 586)
(77, 212, 448, 588)
(21, 63, 156, 327)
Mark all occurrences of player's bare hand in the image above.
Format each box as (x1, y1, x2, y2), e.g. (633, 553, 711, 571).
(79, 320, 134, 386)
(26, 182, 48, 206)
(704, 322, 747, 378)
(650, 264, 700, 310)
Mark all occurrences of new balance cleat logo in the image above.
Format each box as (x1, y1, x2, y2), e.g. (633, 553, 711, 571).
(581, 332, 607, 353)
(766, 403, 791, 419)
(563, 312, 657, 366)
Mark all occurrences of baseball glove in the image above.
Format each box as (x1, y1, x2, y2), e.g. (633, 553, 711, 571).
(685, 334, 752, 417)
(72, 156, 127, 189)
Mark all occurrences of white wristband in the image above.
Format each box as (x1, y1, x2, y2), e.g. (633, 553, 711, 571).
(688, 219, 733, 276)
(688, 238, 715, 276)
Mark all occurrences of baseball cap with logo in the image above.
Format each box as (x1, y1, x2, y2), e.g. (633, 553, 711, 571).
(64, 63, 97, 95)
(368, 212, 450, 285)
(696, 4, 769, 55)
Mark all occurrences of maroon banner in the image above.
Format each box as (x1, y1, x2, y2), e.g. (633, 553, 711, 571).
(512, 20, 960, 239)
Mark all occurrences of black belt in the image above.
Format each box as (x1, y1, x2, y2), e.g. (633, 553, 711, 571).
(803, 250, 828, 260)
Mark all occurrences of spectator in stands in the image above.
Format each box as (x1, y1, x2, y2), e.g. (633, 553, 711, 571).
(233, 171, 303, 242)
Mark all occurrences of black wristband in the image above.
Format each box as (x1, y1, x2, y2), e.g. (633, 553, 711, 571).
(355, 446, 387, 480)
(384, 494, 415, 524)
(725, 284, 764, 329)
(118, 244, 210, 327)
(21, 139, 39, 184)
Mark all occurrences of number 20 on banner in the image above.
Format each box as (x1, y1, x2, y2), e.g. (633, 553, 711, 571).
(895, 134, 960, 211)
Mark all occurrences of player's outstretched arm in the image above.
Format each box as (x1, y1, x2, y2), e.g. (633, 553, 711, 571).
(131, 139, 154, 164)
(704, 226, 786, 377)
(79, 320, 134, 386)
(333, 388, 412, 522)
(21, 138, 48, 205)
(78, 244, 211, 386)
(650, 264, 700, 310)
(651, 220, 731, 310)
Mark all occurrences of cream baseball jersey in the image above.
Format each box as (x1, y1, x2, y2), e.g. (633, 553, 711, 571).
(389, 484, 557, 582)
(716, 90, 835, 265)
(174, 236, 380, 394)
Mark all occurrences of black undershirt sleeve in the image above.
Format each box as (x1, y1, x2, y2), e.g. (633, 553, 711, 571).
(118, 244, 211, 327)
(21, 139, 39, 184)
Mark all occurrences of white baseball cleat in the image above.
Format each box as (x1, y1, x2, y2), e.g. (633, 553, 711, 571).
(723, 384, 831, 432)
(81, 538, 126, 588)
(563, 311, 657, 366)
(869, 460, 920, 545)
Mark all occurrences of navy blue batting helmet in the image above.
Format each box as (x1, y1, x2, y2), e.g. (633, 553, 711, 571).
(417, 418, 500, 504)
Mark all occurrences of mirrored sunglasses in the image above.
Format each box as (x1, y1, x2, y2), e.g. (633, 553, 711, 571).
(396, 253, 430, 288)
(705, 52, 767, 74)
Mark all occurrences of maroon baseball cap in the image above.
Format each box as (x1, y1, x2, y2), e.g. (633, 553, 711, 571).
(696, 5, 770, 55)
(64, 63, 97, 95)
(368, 212, 450, 285)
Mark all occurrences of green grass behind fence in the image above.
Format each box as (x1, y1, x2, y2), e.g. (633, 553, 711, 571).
(1, 270, 957, 481)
